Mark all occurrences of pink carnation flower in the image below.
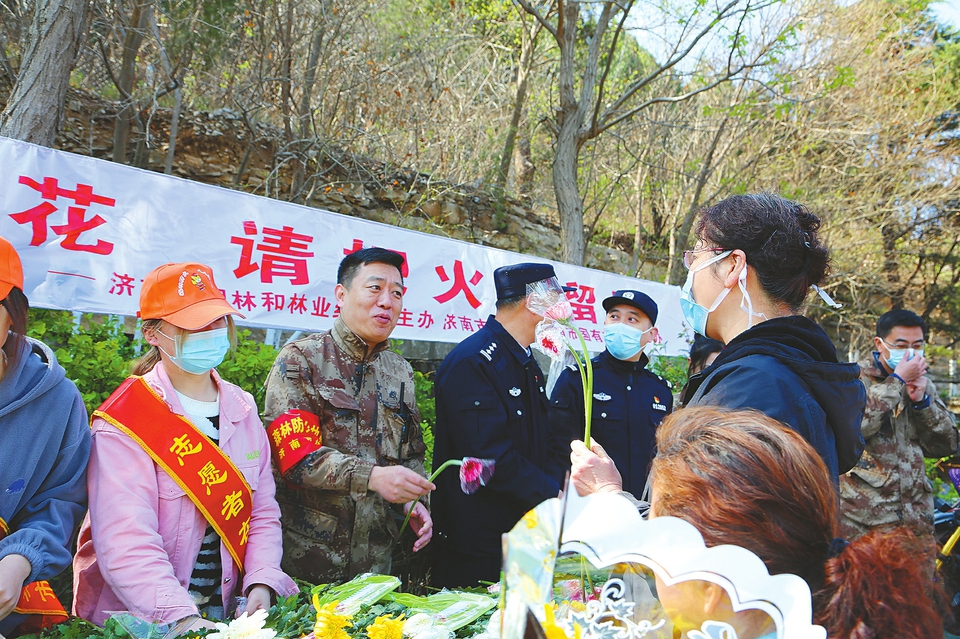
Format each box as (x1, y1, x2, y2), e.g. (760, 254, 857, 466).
(460, 457, 495, 494)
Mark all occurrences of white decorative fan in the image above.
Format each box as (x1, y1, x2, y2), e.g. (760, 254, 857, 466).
(499, 488, 826, 639)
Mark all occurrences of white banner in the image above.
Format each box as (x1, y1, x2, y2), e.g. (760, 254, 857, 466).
(0, 137, 689, 356)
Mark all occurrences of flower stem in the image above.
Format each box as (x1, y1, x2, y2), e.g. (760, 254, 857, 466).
(398, 459, 463, 538)
(572, 327, 594, 447)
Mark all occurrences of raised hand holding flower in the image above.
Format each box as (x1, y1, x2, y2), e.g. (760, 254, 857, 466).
(399, 457, 495, 539)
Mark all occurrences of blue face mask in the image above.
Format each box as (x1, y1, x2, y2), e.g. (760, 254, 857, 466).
(603, 322, 653, 360)
(679, 250, 733, 336)
(884, 345, 922, 369)
(159, 327, 231, 375)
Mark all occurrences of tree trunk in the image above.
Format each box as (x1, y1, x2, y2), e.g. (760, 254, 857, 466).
(146, 6, 179, 175)
(513, 135, 535, 194)
(554, 118, 585, 264)
(882, 222, 903, 309)
(112, 0, 149, 164)
(630, 162, 648, 275)
(553, 0, 585, 264)
(551, 0, 612, 265)
(495, 18, 537, 192)
(0, 0, 88, 146)
(292, 14, 326, 200)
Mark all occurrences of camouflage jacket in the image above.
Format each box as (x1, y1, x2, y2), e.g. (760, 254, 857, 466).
(263, 317, 426, 583)
(839, 355, 958, 538)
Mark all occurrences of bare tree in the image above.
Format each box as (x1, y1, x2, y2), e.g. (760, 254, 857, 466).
(0, 0, 88, 145)
(515, 0, 794, 264)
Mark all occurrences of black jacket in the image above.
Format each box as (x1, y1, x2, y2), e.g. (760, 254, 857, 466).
(683, 316, 866, 477)
(432, 316, 560, 562)
(548, 350, 672, 495)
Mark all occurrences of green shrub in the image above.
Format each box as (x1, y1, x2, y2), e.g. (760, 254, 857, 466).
(28, 310, 136, 415)
(216, 328, 280, 409)
(25, 311, 279, 416)
(414, 370, 436, 473)
(647, 354, 690, 392)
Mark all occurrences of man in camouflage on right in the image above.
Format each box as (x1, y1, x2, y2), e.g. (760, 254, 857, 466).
(840, 309, 959, 538)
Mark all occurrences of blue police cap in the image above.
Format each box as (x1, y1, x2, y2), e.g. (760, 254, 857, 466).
(602, 290, 658, 325)
(494, 262, 574, 300)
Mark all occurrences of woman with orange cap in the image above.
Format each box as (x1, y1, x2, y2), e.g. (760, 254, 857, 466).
(0, 237, 90, 637)
(73, 263, 297, 631)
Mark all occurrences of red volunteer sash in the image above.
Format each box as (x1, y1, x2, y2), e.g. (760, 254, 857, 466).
(94, 376, 253, 571)
(0, 517, 68, 633)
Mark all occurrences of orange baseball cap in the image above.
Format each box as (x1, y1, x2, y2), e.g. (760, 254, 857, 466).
(138, 262, 244, 330)
(0, 236, 24, 301)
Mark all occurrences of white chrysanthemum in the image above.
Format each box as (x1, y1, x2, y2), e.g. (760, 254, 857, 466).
(485, 609, 501, 634)
(416, 625, 454, 639)
(402, 612, 434, 637)
(207, 609, 277, 639)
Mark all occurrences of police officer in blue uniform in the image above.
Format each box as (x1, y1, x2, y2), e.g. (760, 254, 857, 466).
(548, 290, 672, 496)
(430, 263, 569, 588)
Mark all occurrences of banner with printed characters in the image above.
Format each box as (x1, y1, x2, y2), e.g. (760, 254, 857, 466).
(0, 137, 690, 355)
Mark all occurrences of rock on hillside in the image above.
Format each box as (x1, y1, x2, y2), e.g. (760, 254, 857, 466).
(35, 88, 633, 273)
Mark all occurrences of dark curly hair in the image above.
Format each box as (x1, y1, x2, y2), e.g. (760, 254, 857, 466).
(695, 193, 830, 312)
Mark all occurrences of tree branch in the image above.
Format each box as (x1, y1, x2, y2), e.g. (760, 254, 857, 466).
(598, 0, 743, 121)
(515, 0, 558, 38)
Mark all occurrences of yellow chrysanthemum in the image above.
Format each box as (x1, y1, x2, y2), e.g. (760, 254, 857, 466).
(313, 595, 352, 639)
(542, 603, 570, 639)
(366, 614, 406, 639)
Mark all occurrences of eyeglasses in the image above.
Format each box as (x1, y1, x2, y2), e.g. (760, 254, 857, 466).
(683, 247, 727, 269)
(881, 338, 925, 351)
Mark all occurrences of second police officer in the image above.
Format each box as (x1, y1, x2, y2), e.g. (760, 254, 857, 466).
(548, 290, 672, 496)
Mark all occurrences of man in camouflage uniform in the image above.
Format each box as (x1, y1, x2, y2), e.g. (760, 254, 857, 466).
(263, 248, 434, 583)
(840, 309, 958, 538)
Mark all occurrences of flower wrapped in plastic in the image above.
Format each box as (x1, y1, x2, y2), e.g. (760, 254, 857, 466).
(527, 280, 595, 446)
(312, 596, 352, 639)
(399, 457, 496, 538)
(207, 609, 277, 639)
(366, 614, 406, 639)
(524, 277, 573, 322)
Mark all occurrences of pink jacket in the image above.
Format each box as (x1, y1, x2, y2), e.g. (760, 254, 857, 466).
(72, 364, 298, 626)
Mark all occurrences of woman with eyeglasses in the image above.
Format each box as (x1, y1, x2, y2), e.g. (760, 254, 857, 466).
(571, 194, 865, 497)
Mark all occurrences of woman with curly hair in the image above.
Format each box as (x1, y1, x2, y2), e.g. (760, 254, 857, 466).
(647, 406, 944, 638)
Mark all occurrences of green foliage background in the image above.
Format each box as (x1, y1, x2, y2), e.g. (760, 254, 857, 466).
(26, 311, 285, 418)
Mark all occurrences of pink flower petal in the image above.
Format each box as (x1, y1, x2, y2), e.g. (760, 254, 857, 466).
(460, 457, 495, 494)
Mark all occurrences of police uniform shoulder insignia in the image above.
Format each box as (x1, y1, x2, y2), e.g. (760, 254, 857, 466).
(651, 396, 668, 412)
(509, 387, 521, 397)
(566, 363, 577, 372)
(479, 341, 498, 362)
(593, 392, 612, 401)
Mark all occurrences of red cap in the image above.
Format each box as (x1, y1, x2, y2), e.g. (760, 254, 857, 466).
(0, 237, 24, 301)
(138, 263, 243, 330)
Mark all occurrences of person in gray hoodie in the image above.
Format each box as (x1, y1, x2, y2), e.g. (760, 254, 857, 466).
(0, 236, 89, 637)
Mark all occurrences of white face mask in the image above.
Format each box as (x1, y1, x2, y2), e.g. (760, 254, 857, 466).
(736, 263, 767, 329)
